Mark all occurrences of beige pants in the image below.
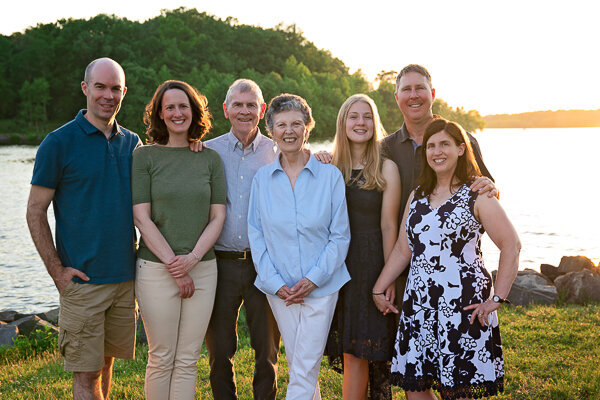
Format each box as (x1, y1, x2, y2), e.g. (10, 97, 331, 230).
(135, 258, 217, 400)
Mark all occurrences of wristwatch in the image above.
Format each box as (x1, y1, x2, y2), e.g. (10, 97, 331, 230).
(492, 295, 511, 304)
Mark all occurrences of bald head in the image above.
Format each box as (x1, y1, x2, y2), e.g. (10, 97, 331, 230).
(84, 58, 125, 86)
(81, 57, 127, 130)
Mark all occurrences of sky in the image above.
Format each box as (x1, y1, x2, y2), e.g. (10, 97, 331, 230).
(2, 0, 599, 115)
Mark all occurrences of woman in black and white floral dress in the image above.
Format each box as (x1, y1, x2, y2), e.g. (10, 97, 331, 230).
(372, 118, 520, 400)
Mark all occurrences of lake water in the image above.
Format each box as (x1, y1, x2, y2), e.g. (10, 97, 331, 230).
(1, 127, 599, 313)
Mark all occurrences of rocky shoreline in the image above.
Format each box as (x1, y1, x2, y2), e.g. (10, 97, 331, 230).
(2, 256, 599, 348)
(494, 255, 600, 305)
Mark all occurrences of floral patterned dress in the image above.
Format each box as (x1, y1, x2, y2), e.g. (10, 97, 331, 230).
(391, 184, 504, 399)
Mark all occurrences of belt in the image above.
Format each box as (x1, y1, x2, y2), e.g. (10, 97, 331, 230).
(215, 250, 252, 261)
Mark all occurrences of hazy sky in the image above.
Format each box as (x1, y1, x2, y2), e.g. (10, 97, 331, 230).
(2, 0, 599, 115)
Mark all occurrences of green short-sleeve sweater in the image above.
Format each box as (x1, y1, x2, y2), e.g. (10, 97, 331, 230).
(132, 145, 226, 262)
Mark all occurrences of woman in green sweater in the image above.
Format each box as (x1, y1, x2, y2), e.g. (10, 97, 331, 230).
(132, 80, 226, 400)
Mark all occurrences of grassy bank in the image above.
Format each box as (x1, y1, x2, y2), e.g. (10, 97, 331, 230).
(0, 120, 60, 145)
(1, 304, 599, 399)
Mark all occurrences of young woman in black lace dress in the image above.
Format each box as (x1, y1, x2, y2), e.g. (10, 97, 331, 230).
(325, 94, 401, 400)
(372, 118, 520, 400)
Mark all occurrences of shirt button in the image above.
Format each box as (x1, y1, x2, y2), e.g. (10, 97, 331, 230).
(240, 176, 244, 180)
(239, 195, 243, 199)
(238, 215, 242, 219)
(238, 235, 242, 239)
(241, 157, 245, 160)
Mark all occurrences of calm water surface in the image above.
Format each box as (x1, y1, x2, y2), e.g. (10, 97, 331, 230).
(1, 128, 599, 312)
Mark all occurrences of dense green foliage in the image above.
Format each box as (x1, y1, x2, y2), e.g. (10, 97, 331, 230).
(1, 304, 598, 399)
(0, 7, 484, 141)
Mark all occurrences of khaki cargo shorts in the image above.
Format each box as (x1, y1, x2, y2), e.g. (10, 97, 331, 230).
(58, 280, 136, 372)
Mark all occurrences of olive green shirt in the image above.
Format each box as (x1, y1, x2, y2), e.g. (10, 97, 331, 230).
(132, 145, 226, 262)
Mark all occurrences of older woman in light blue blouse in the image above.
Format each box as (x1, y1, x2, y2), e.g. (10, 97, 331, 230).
(248, 93, 350, 399)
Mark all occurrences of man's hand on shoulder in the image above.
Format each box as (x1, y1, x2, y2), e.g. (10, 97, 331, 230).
(189, 141, 206, 153)
(470, 176, 499, 199)
(314, 150, 332, 164)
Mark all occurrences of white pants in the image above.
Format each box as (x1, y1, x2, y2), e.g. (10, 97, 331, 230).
(135, 258, 217, 400)
(267, 292, 338, 400)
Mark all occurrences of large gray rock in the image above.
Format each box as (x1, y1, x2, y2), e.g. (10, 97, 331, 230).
(554, 270, 600, 304)
(540, 263, 561, 282)
(10, 315, 58, 337)
(37, 308, 60, 325)
(557, 256, 596, 275)
(0, 310, 28, 323)
(0, 325, 18, 346)
(506, 268, 558, 305)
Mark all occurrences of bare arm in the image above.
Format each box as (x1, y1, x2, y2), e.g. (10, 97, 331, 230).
(26, 185, 89, 293)
(372, 193, 414, 314)
(380, 159, 401, 301)
(464, 194, 520, 325)
(380, 160, 401, 261)
(133, 202, 177, 264)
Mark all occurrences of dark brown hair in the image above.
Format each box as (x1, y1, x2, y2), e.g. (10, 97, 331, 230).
(144, 80, 212, 144)
(416, 118, 482, 196)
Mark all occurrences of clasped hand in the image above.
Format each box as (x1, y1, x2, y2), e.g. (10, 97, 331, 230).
(166, 253, 200, 298)
(372, 284, 398, 315)
(166, 253, 198, 279)
(276, 278, 317, 306)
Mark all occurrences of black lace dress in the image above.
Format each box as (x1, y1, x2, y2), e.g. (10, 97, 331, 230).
(326, 170, 396, 399)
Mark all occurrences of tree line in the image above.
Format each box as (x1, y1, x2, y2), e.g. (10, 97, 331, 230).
(0, 7, 485, 141)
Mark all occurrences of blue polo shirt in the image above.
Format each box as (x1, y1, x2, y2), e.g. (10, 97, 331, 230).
(31, 110, 142, 284)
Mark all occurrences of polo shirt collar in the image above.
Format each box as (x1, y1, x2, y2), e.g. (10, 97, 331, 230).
(397, 123, 412, 143)
(227, 128, 263, 152)
(399, 114, 442, 144)
(76, 109, 124, 137)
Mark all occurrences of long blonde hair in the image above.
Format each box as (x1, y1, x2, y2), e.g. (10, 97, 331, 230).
(332, 94, 387, 191)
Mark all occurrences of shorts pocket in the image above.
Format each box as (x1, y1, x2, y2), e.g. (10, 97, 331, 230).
(58, 315, 85, 362)
(61, 280, 76, 296)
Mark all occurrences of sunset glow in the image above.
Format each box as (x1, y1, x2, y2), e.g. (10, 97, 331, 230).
(2, 0, 599, 116)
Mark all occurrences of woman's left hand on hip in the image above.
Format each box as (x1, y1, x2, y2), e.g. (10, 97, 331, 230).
(464, 299, 501, 326)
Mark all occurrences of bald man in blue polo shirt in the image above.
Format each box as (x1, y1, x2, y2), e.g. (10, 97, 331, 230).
(26, 58, 141, 400)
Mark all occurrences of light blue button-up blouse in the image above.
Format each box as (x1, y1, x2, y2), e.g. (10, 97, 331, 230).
(248, 152, 351, 297)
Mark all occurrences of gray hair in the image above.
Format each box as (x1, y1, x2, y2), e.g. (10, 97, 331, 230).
(265, 94, 315, 134)
(224, 79, 264, 107)
(83, 57, 125, 84)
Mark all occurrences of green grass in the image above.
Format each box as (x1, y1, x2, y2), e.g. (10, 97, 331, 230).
(1, 304, 598, 399)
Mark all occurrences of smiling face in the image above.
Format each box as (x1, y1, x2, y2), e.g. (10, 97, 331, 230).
(223, 89, 266, 140)
(345, 101, 374, 144)
(395, 71, 435, 124)
(81, 60, 127, 127)
(159, 88, 192, 138)
(425, 129, 465, 176)
(271, 110, 308, 155)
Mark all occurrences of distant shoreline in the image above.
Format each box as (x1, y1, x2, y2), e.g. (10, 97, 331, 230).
(484, 109, 600, 129)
